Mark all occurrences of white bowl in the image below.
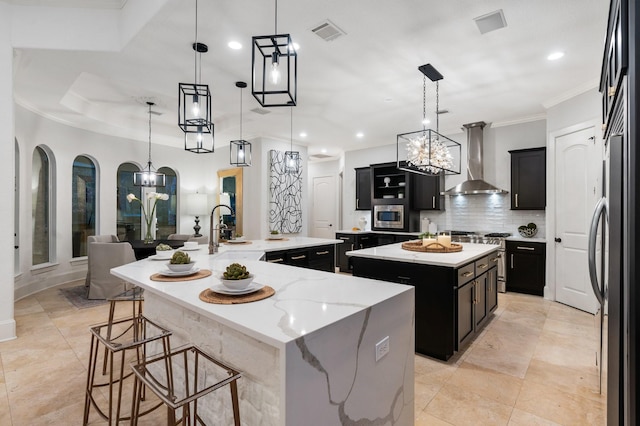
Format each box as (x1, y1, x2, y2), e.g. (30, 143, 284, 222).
(166, 261, 196, 272)
(220, 274, 254, 290)
(268, 234, 284, 240)
(183, 241, 198, 249)
(154, 250, 174, 259)
(233, 236, 246, 241)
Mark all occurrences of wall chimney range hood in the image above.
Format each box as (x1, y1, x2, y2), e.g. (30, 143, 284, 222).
(443, 121, 508, 195)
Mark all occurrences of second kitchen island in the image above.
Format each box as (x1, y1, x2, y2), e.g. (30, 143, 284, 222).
(348, 242, 500, 360)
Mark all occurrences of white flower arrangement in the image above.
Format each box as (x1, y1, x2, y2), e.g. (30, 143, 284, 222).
(127, 192, 169, 242)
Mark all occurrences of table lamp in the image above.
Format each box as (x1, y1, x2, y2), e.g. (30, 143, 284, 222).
(186, 193, 209, 237)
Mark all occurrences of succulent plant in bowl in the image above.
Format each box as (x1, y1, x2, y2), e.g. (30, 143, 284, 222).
(518, 223, 538, 238)
(220, 263, 254, 290)
(167, 251, 195, 272)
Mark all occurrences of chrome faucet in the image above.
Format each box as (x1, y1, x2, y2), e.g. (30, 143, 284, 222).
(209, 204, 235, 254)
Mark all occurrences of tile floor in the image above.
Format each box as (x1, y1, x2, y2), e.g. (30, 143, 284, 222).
(0, 281, 606, 425)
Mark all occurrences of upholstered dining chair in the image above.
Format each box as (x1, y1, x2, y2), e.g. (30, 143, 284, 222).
(85, 235, 120, 287)
(86, 241, 137, 299)
(187, 234, 209, 244)
(167, 233, 191, 241)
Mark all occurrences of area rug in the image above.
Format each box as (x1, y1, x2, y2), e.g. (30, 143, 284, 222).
(59, 285, 108, 309)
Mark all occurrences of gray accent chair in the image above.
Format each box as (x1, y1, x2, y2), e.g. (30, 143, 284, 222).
(86, 237, 137, 299)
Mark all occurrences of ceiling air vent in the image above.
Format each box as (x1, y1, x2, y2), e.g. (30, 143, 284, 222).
(250, 107, 271, 115)
(473, 9, 507, 34)
(311, 19, 346, 42)
(310, 153, 333, 160)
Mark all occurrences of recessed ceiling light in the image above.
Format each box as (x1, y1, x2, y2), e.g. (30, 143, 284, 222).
(228, 41, 242, 50)
(321, 148, 327, 154)
(422, 118, 431, 125)
(384, 97, 393, 102)
(356, 132, 364, 138)
(547, 51, 564, 61)
(299, 132, 307, 137)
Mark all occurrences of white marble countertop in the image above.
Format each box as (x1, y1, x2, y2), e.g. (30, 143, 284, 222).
(220, 236, 342, 252)
(335, 230, 422, 236)
(346, 242, 500, 268)
(111, 247, 411, 350)
(506, 236, 547, 243)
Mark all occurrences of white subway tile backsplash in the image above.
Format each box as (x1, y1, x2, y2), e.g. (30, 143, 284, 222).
(420, 194, 546, 236)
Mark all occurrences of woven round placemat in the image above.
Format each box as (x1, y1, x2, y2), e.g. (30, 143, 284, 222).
(150, 269, 212, 282)
(224, 240, 252, 245)
(199, 285, 275, 304)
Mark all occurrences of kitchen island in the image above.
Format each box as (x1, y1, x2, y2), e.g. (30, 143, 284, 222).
(348, 242, 500, 360)
(111, 242, 415, 425)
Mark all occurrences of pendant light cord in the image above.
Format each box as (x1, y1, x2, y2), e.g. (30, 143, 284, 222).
(239, 87, 243, 139)
(194, 0, 199, 84)
(290, 106, 293, 150)
(422, 75, 426, 131)
(435, 81, 440, 134)
(274, 0, 278, 34)
(147, 103, 153, 167)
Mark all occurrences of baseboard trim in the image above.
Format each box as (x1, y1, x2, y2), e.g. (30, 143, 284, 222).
(0, 319, 16, 342)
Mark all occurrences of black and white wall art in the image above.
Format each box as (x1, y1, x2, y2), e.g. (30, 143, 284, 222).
(269, 150, 302, 233)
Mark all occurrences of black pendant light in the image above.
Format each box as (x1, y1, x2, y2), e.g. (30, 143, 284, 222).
(230, 82, 252, 167)
(397, 63, 461, 176)
(251, 0, 297, 107)
(178, 0, 214, 153)
(134, 102, 166, 187)
(284, 106, 300, 173)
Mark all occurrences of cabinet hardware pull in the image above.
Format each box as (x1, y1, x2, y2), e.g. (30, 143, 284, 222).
(316, 251, 329, 255)
(461, 271, 473, 277)
(340, 237, 349, 240)
(397, 275, 411, 283)
(516, 246, 535, 251)
(489, 257, 499, 262)
(291, 255, 306, 260)
(515, 193, 519, 208)
(478, 263, 488, 269)
(351, 244, 354, 251)
(432, 196, 435, 209)
(511, 254, 514, 268)
(473, 281, 477, 304)
(269, 258, 284, 263)
(356, 199, 359, 209)
(359, 244, 363, 249)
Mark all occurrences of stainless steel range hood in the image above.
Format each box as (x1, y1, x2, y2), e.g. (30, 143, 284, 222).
(443, 121, 508, 195)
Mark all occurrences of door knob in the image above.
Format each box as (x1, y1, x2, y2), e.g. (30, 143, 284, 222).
(555, 237, 562, 243)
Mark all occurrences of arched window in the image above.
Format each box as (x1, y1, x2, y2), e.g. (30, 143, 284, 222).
(156, 167, 177, 239)
(117, 162, 141, 241)
(32, 145, 56, 265)
(72, 155, 97, 257)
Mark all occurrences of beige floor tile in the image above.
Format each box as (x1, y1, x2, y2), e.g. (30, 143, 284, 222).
(463, 330, 536, 378)
(425, 383, 513, 426)
(446, 362, 523, 407)
(0, 284, 608, 425)
(525, 358, 603, 403)
(415, 410, 454, 425)
(533, 330, 598, 370)
(508, 408, 563, 425)
(515, 380, 605, 425)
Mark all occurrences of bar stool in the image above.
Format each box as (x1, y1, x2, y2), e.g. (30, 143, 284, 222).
(83, 313, 172, 425)
(130, 345, 242, 426)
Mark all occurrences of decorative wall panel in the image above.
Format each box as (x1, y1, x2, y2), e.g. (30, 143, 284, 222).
(269, 150, 302, 232)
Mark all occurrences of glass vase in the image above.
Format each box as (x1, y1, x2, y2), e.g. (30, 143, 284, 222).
(144, 227, 154, 244)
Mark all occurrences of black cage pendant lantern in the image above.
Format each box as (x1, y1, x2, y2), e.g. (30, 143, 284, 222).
(230, 81, 252, 167)
(178, 0, 214, 153)
(397, 63, 461, 176)
(284, 107, 300, 174)
(251, 0, 297, 107)
(134, 102, 166, 187)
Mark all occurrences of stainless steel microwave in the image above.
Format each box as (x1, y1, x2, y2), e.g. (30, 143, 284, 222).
(373, 204, 404, 229)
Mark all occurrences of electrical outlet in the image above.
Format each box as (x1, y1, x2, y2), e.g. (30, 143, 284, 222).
(375, 336, 390, 362)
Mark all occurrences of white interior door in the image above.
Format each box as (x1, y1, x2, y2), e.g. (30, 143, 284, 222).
(555, 125, 601, 313)
(311, 176, 336, 238)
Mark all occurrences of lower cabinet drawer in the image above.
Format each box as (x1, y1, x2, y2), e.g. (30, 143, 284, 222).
(286, 250, 309, 267)
(265, 251, 286, 264)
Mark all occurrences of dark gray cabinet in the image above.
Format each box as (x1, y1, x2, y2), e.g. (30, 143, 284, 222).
(506, 240, 546, 295)
(509, 147, 546, 210)
(411, 173, 444, 211)
(351, 249, 499, 360)
(355, 167, 372, 210)
(265, 244, 336, 273)
(369, 162, 443, 211)
(336, 233, 380, 272)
